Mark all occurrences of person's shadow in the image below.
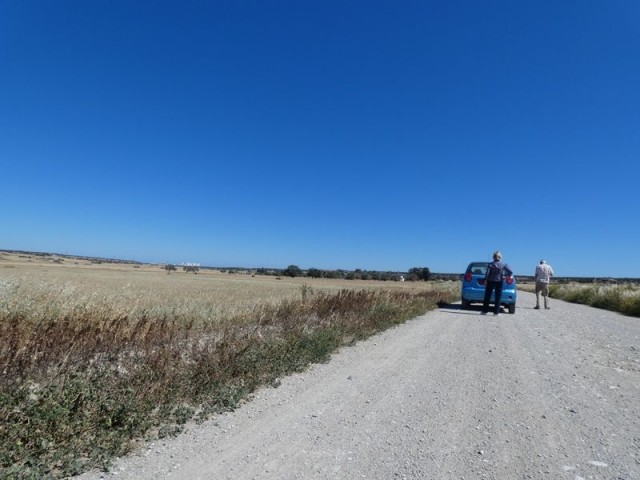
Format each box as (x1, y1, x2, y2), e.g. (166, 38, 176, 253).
(437, 301, 507, 315)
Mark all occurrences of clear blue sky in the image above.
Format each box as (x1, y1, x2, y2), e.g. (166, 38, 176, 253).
(1, 1, 639, 277)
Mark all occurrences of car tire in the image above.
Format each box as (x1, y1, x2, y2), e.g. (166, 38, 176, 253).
(461, 299, 470, 310)
(508, 304, 516, 314)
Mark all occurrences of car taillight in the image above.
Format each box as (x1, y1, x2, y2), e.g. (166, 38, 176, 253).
(506, 276, 514, 285)
(464, 272, 472, 282)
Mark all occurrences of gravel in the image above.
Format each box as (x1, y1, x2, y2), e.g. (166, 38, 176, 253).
(76, 291, 640, 480)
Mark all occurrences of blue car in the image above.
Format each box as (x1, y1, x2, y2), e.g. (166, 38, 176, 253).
(461, 262, 517, 313)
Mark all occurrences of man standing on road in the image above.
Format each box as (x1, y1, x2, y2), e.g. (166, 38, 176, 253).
(534, 260, 554, 309)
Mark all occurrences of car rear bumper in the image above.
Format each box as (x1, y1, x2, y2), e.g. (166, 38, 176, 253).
(462, 286, 517, 304)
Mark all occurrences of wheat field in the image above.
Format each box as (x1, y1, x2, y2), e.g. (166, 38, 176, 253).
(0, 251, 459, 478)
(0, 251, 444, 325)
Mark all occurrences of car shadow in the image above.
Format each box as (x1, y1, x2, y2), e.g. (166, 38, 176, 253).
(437, 302, 509, 315)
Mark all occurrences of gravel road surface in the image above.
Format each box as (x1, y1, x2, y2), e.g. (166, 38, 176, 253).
(79, 292, 640, 480)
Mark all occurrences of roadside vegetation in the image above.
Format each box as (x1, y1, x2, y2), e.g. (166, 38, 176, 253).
(520, 282, 640, 317)
(0, 266, 458, 479)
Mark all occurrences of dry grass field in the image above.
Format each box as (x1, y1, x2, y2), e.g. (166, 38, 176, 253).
(519, 280, 640, 317)
(0, 251, 444, 323)
(0, 251, 458, 478)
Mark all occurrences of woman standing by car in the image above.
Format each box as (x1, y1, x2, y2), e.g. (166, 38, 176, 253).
(482, 251, 513, 315)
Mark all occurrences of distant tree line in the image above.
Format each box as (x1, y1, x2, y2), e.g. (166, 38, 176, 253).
(407, 267, 431, 281)
(163, 263, 640, 284)
(8, 250, 637, 284)
(517, 275, 640, 285)
(251, 265, 433, 282)
(162, 264, 199, 274)
(1, 249, 143, 265)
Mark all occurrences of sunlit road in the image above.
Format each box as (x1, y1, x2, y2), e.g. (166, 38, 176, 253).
(80, 292, 640, 480)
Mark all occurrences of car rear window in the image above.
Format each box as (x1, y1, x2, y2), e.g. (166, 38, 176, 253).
(467, 263, 488, 275)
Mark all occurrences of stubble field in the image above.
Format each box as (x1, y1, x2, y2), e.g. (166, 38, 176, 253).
(0, 252, 458, 478)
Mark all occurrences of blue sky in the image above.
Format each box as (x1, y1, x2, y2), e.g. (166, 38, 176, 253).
(1, 1, 639, 277)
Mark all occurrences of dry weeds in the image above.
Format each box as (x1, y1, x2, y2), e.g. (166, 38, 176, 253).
(0, 254, 458, 478)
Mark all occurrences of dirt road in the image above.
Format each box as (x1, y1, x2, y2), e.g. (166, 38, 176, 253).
(80, 292, 639, 480)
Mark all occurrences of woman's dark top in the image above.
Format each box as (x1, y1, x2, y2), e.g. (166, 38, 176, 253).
(486, 261, 513, 282)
